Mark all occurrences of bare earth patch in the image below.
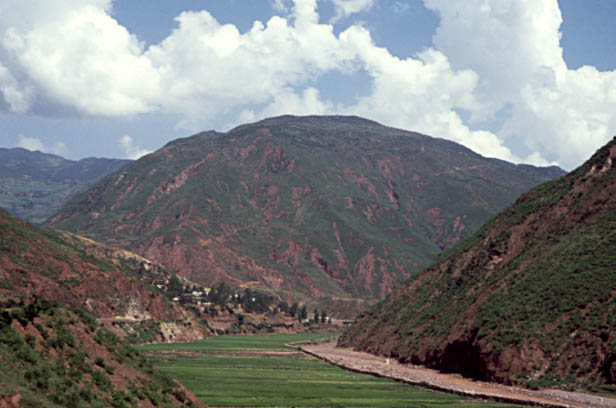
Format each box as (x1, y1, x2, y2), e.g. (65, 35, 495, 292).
(301, 342, 616, 408)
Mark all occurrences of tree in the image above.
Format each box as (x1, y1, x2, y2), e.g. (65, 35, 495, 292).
(313, 310, 319, 323)
(210, 282, 232, 306)
(290, 302, 299, 317)
(278, 301, 290, 315)
(299, 305, 307, 320)
(320, 310, 327, 323)
(167, 275, 184, 297)
(241, 288, 273, 314)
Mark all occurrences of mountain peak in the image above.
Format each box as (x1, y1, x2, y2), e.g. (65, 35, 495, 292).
(232, 114, 384, 131)
(0, 148, 130, 224)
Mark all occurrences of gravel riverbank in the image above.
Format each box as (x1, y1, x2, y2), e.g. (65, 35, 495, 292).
(298, 342, 616, 408)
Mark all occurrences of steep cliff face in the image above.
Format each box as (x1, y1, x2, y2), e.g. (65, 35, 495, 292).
(48, 115, 564, 312)
(340, 137, 616, 390)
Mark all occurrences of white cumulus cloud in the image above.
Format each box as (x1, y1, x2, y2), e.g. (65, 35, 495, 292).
(331, 0, 375, 22)
(16, 135, 44, 152)
(0, 0, 159, 116)
(119, 135, 152, 159)
(424, 0, 616, 169)
(337, 26, 518, 162)
(16, 135, 68, 156)
(0, 0, 615, 169)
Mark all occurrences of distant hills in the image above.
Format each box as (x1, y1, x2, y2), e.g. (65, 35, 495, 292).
(47, 115, 565, 314)
(0, 147, 130, 224)
(340, 137, 616, 390)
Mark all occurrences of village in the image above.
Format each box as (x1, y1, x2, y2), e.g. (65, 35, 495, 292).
(142, 272, 340, 332)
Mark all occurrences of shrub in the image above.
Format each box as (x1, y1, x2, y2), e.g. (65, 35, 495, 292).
(92, 369, 111, 392)
(49, 328, 75, 349)
(16, 344, 39, 364)
(111, 390, 135, 408)
(33, 323, 49, 340)
(0, 327, 24, 350)
(10, 308, 28, 326)
(24, 333, 36, 347)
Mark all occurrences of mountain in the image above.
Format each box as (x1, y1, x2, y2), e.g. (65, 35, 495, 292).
(0, 147, 131, 224)
(339, 137, 616, 390)
(48, 115, 565, 315)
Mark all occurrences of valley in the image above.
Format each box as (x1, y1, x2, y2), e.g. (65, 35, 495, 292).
(2, 0, 615, 406)
(138, 333, 522, 407)
(303, 342, 616, 408)
(0, 115, 613, 407)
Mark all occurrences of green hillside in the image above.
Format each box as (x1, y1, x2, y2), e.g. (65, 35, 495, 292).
(0, 298, 199, 407)
(0, 206, 205, 406)
(340, 137, 616, 391)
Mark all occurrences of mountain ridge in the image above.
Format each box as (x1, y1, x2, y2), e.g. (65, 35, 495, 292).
(0, 147, 131, 224)
(48, 115, 566, 314)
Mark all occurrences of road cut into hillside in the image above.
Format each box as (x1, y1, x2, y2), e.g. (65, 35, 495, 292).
(299, 342, 616, 408)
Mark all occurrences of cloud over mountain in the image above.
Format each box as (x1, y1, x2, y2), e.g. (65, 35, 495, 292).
(0, 0, 614, 169)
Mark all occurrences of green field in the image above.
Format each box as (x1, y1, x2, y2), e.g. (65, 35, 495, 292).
(138, 333, 335, 352)
(138, 334, 523, 408)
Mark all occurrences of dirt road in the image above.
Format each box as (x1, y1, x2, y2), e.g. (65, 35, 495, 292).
(299, 342, 616, 408)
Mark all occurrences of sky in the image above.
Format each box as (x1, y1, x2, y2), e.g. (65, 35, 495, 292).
(0, 0, 615, 170)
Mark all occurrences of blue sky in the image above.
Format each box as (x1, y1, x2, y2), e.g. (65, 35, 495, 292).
(0, 0, 615, 170)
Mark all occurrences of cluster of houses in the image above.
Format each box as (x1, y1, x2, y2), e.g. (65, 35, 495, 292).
(143, 275, 341, 325)
(145, 276, 212, 306)
(177, 289, 212, 305)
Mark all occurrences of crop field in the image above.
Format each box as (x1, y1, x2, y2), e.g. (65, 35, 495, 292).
(138, 333, 522, 407)
(138, 332, 334, 352)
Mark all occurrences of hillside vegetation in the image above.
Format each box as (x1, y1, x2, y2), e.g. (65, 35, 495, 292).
(340, 137, 616, 391)
(0, 207, 207, 406)
(0, 298, 201, 407)
(48, 115, 563, 314)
